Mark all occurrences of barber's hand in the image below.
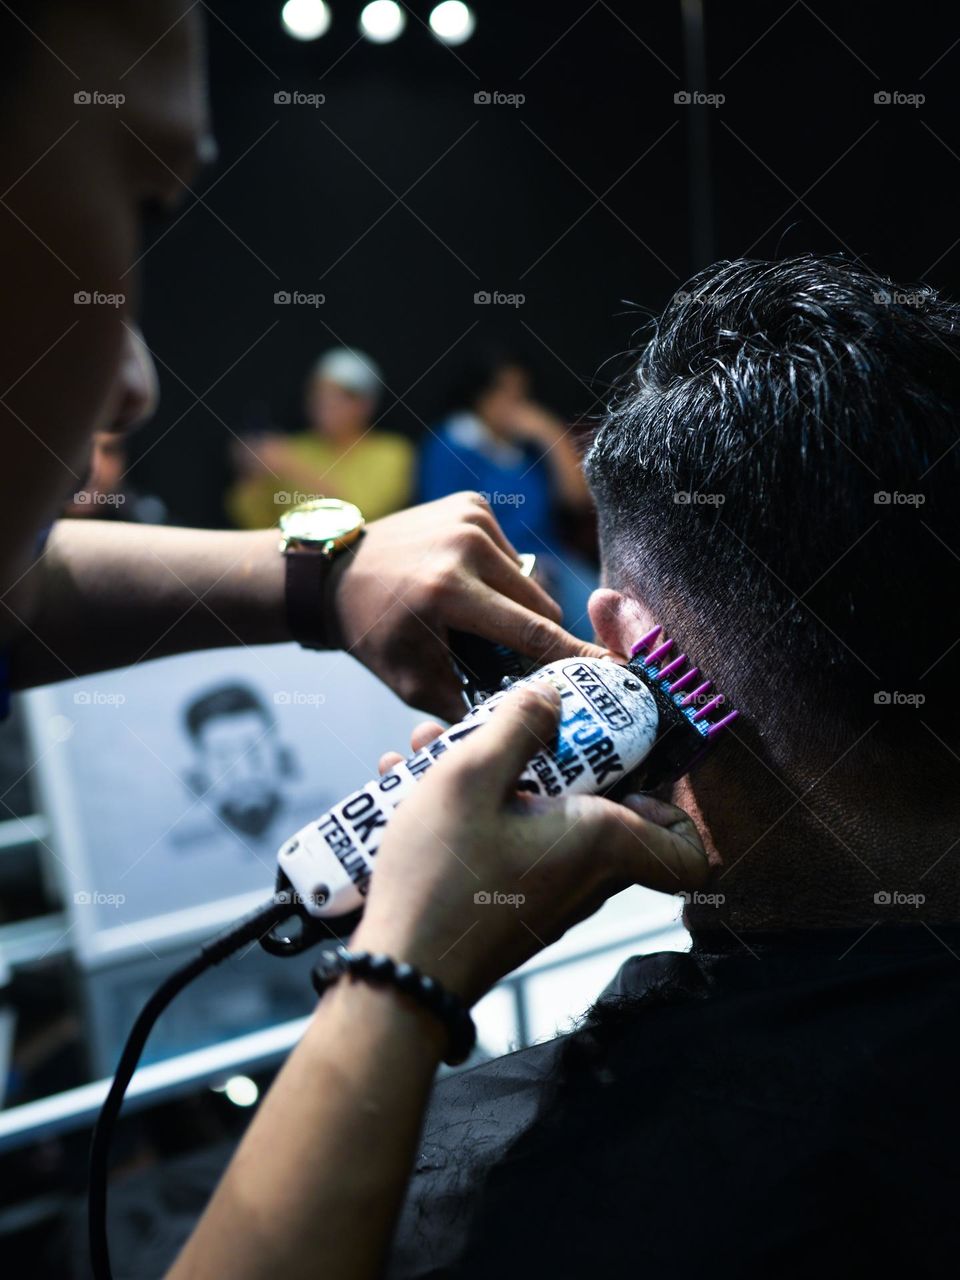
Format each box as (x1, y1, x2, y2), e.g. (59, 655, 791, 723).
(333, 492, 604, 720)
(353, 682, 708, 1007)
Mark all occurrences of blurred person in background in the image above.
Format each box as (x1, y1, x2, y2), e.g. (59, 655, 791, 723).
(420, 347, 597, 635)
(227, 347, 414, 528)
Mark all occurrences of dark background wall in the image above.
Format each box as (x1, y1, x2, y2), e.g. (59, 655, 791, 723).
(131, 0, 960, 526)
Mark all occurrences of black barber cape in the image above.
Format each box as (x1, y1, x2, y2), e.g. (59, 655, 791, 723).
(388, 926, 960, 1279)
(100, 926, 960, 1280)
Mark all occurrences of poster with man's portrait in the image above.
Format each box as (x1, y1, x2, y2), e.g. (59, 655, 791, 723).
(23, 643, 423, 964)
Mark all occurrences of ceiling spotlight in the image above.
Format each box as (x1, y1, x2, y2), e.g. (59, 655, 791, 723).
(429, 1, 476, 45)
(281, 0, 331, 41)
(359, 0, 406, 43)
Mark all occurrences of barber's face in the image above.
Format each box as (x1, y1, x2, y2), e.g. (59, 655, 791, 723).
(0, 1, 209, 571)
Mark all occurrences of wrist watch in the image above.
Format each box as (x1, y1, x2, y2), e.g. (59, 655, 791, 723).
(279, 498, 365, 650)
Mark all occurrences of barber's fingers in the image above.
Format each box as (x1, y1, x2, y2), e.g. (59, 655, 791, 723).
(448, 580, 605, 665)
(445, 681, 561, 799)
(377, 718, 447, 776)
(455, 491, 521, 563)
(378, 750, 404, 776)
(572, 793, 709, 894)
(475, 541, 563, 624)
(411, 718, 447, 751)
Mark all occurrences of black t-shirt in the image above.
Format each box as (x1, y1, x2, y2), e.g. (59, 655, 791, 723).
(387, 926, 960, 1279)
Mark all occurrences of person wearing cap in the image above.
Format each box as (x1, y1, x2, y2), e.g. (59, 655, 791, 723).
(227, 347, 414, 529)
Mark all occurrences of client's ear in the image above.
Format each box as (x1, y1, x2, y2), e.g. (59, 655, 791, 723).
(588, 588, 657, 659)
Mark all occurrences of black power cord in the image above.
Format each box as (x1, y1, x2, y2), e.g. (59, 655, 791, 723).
(88, 894, 298, 1280)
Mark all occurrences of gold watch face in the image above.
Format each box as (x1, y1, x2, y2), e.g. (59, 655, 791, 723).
(279, 498, 364, 550)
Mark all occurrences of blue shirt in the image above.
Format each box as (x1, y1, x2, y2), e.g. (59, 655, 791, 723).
(419, 413, 557, 552)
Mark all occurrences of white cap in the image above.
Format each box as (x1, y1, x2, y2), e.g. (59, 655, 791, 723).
(312, 348, 382, 398)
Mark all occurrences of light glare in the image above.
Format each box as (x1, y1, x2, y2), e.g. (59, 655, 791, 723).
(281, 0, 331, 41)
(359, 1, 406, 43)
(224, 1075, 260, 1107)
(429, 2, 476, 45)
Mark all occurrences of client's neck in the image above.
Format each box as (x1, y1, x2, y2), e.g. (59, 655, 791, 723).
(675, 738, 960, 935)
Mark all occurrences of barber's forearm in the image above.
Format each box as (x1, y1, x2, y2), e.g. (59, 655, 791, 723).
(8, 521, 290, 687)
(168, 980, 445, 1280)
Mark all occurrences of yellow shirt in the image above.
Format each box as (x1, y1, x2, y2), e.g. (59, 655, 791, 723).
(227, 431, 415, 529)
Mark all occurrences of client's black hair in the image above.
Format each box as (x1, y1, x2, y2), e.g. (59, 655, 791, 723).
(585, 255, 960, 743)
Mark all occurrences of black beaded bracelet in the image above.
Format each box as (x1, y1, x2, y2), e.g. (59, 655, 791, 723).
(311, 946, 477, 1067)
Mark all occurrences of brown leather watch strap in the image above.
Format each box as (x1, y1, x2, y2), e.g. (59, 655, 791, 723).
(284, 549, 332, 650)
(284, 539, 359, 651)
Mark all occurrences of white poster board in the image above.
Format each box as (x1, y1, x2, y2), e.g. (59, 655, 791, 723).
(23, 644, 422, 966)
